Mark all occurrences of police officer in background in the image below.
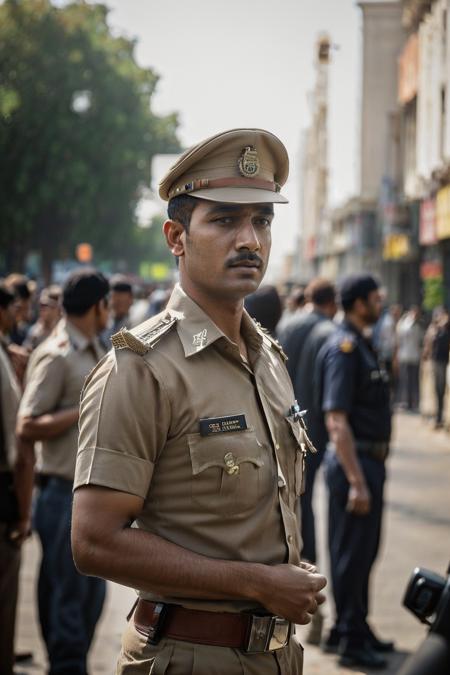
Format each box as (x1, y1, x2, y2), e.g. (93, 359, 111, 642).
(317, 274, 393, 669)
(16, 269, 109, 675)
(71, 128, 326, 675)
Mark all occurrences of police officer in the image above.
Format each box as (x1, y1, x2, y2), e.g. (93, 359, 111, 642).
(71, 128, 327, 675)
(317, 274, 393, 668)
(16, 269, 109, 675)
(280, 278, 337, 645)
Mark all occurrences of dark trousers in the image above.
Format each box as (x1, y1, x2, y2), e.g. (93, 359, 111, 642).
(300, 445, 326, 564)
(399, 362, 420, 411)
(433, 361, 448, 424)
(34, 478, 106, 675)
(0, 526, 20, 675)
(324, 451, 386, 647)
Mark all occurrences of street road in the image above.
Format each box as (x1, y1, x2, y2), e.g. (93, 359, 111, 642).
(15, 412, 450, 674)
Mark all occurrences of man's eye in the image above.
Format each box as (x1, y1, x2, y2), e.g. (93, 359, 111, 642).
(254, 218, 272, 227)
(212, 217, 233, 224)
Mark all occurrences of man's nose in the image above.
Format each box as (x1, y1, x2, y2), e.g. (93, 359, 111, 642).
(235, 219, 261, 251)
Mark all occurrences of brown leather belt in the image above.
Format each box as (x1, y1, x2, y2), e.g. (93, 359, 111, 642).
(133, 599, 291, 653)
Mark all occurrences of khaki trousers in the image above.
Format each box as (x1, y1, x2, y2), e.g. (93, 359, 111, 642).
(116, 620, 303, 675)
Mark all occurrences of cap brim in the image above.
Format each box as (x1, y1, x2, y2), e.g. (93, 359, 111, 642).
(188, 187, 288, 204)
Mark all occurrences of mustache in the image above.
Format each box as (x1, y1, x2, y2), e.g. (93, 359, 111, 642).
(226, 251, 263, 268)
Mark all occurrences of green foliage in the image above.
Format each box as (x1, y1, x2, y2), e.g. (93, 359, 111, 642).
(422, 277, 444, 311)
(0, 0, 180, 277)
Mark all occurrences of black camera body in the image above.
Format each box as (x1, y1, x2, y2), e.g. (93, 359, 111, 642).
(403, 566, 450, 638)
(398, 565, 450, 675)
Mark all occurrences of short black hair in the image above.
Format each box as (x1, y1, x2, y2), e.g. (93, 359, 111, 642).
(0, 282, 15, 309)
(62, 268, 109, 316)
(245, 285, 282, 336)
(305, 278, 336, 307)
(339, 274, 379, 312)
(110, 274, 133, 294)
(167, 194, 198, 232)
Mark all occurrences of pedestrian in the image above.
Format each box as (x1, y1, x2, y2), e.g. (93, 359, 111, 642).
(16, 268, 109, 675)
(245, 284, 283, 336)
(101, 274, 134, 346)
(423, 307, 450, 429)
(71, 128, 327, 675)
(23, 286, 62, 351)
(396, 306, 423, 412)
(279, 278, 337, 645)
(0, 283, 23, 675)
(277, 286, 306, 335)
(317, 273, 393, 669)
(4, 274, 35, 346)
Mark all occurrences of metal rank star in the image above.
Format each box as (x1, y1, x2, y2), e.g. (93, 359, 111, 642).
(224, 452, 239, 476)
(238, 146, 260, 177)
(192, 329, 208, 350)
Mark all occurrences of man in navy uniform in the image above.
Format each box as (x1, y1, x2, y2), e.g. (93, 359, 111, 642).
(317, 274, 393, 669)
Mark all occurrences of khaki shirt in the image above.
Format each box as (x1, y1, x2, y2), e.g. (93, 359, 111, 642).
(75, 285, 307, 612)
(0, 338, 21, 471)
(19, 319, 104, 481)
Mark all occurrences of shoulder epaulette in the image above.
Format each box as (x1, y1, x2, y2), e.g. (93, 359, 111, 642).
(254, 321, 288, 362)
(337, 332, 356, 354)
(111, 310, 180, 355)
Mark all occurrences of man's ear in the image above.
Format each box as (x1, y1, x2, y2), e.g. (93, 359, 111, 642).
(163, 219, 185, 259)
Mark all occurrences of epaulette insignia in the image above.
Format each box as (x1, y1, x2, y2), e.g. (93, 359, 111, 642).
(339, 338, 355, 353)
(111, 312, 179, 355)
(254, 320, 288, 362)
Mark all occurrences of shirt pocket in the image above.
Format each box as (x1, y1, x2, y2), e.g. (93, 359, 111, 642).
(284, 416, 312, 497)
(187, 428, 267, 516)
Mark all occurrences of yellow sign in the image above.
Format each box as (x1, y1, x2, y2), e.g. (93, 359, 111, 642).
(383, 234, 410, 260)
(139, 262, 170, 280)
(436, 186, 450, 240)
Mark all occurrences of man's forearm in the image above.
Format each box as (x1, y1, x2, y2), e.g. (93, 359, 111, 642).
(325, 410, 365, 487)
(17, 407, 79, 441)
(14, 437, 35, 523)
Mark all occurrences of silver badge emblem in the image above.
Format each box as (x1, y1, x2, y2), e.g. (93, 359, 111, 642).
(238, 146, 260, 178)
(192, 329, 208, 350)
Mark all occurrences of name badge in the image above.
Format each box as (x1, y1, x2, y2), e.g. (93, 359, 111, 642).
(199, 414, 247, 437)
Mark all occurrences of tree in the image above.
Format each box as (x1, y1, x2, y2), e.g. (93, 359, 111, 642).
(0, 0, 180, 280)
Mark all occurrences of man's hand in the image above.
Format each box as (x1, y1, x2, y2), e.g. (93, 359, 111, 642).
(347, 482, 371, 515)
(7, 344, 29, 385)
(8, 518, 32, 546)
(256, 563, 327, 625)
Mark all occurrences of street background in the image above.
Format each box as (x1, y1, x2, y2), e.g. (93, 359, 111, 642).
(14, 410, 450, 674)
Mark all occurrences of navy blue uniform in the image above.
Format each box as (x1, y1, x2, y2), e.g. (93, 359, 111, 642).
(317, 319, 391, 649)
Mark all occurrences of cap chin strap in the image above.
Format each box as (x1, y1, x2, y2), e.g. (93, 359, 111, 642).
(168, 176, 281, 199)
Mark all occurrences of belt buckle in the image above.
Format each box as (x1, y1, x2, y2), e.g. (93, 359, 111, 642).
(245, 615, 291, 653)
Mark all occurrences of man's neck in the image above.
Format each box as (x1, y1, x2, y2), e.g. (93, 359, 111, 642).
(180, 281, 244, 346)
(345, 312, 367, 334)
(66, 315, 97, 340)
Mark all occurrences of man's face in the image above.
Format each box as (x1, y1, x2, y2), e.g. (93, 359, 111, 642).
(13, 297, 32, 323)
(95, 297, 110, 332)
(175, 199, 273, 302)
(110, 290, 133, 319)
(360, 289, 382, 325)
(40, 303, 60, 329)
(0, 303, 15, 334)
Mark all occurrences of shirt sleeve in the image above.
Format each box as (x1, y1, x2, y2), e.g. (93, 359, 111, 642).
(19, 351, 66, 418)
(321, 344, 357, 413)
(74, 348, 171, 499)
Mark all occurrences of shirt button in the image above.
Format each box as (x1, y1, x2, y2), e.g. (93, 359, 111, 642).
(287, 534, 294, 544)
(275, 443, 280, 450)
(277, 477, 285, 488)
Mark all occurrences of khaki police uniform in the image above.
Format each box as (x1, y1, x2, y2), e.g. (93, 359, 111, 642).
(20, 319, 104, 480)
(75, 285, 313, 675)
(19, 318, 106, 672)
(0, 335, 22, 674)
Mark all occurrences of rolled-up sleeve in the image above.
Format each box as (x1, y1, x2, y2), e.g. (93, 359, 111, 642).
(322, 346, 357, 414)
(19, 352, 66, 418)
(74, 348, 171, 498)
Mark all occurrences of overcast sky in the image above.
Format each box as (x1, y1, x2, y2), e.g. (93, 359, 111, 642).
(102, 0, 362, 278)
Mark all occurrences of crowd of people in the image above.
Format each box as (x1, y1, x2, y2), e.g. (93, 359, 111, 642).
(0, 265, 449, 673)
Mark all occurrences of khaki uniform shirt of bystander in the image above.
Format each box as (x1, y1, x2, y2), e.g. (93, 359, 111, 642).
(74, 284, 310, 674)
(19, 319, 104, 481)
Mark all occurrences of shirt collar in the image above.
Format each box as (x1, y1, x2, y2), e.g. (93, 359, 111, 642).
(61, 318, 103, 358)
(166, 284, 263, 358)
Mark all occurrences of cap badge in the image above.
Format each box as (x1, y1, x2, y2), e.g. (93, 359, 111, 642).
(238, 146, 260, 178)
